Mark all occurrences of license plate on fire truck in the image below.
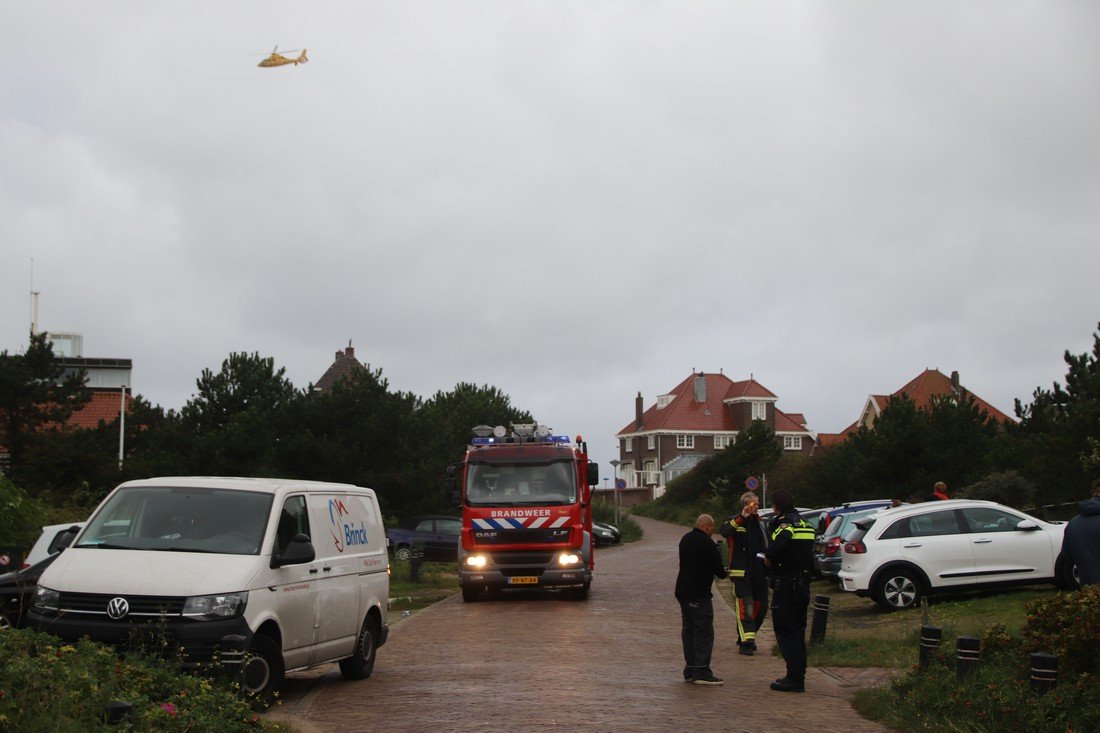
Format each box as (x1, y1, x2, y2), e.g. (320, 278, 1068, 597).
(507, 576, 538, 585)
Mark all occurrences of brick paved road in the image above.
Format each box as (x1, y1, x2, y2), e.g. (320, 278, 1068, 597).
(269, 516, 891, 733)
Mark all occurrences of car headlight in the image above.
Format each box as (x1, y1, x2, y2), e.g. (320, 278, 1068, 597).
(464, 554, 488, 568)
(182, 592, 248, 620)
(596, 528, 613, 536)
(32, 586, 60, 612)
(557, 552, 582, 565)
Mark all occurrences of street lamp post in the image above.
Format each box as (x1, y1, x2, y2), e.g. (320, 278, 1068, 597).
(609, 459, 621, 526)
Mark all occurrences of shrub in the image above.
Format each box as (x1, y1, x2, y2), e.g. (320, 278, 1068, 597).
(958, 471, 1037, 508)
(0, 475, 48, 548)
(0, 627, 281, 732)
(1022, 585, 1100, 677)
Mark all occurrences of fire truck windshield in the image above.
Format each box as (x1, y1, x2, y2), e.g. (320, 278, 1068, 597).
(466, 461, 577, 506)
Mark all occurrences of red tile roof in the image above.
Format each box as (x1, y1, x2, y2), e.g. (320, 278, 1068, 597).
(816, 368, 1014, 448)
(618, 372, 810, 436)
(316, 345, 365, 392)
(68, 390, 133, 429)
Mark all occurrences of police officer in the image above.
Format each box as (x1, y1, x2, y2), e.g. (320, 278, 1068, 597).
(719, 491, 769, 655)
(762, 489, 815, 692)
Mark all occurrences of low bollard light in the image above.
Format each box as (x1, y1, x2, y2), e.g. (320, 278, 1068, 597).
(103, 701, 133, 724)
(1030, 652, 1058, 695)
(810, 594, 830, 644)
(956, 636, 980, 679)
(919, 625, 942, 668)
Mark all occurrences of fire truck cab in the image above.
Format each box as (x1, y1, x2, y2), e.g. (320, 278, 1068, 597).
(449, 424, 599, 602)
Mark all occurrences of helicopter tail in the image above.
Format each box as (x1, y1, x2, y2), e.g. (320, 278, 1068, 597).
(296, 49, 309, 65)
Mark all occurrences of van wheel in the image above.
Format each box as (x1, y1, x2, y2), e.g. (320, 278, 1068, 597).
(0, 611, 11, 630)
(240, 634, 284, 701)
(394, 545, 411, 562)
(461, 586, 480, 603)
(874, 569, 922, 611)
(340, 616, 378, 680)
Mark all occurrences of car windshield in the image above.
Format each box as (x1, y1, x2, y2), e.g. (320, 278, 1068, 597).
(466, 461, 577, 506)
(76, 486, 274, 555)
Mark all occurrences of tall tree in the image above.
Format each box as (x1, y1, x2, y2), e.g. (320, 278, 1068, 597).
(1004, 322, 1100, 504)
(0, 332, 89, 490)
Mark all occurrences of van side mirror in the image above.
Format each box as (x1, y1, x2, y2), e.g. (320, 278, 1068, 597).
(271, 533, 316, 568)
(446, 464, 461, 507)
(587, 462, 599, 486)
(51, 526, 81, 554)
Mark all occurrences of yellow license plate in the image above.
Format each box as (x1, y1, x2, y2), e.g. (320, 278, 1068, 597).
(507, 576, 538, 585)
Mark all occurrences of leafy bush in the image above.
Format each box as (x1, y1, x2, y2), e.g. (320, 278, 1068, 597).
(856, 586, 1100, 732)
(0, 475, 48, 548)
(959, 471, 1037, 508)
(0, 628, 286, 732)
(1022, 585, 1100, 677)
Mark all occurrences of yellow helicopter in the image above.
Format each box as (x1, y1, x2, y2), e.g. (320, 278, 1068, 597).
(256, 46, 308, 68)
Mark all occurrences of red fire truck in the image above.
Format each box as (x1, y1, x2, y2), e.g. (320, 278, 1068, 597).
(448, 423, 599, 602)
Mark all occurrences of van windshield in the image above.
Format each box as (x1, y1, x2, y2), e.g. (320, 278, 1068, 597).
(76, 486, 274, 555)
(466, 461, 577, 507)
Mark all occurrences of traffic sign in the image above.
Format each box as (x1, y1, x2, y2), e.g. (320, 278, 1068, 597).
(615, 478, 626, 489)
(745, 476, 759, 491)
(0, 554, 9, 569)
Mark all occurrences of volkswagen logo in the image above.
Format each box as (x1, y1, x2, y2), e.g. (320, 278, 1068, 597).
(106, 597, 130, 620)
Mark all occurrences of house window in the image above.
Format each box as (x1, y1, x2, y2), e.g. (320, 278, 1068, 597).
(752, 401, 767, 421)
(657, 394, 673, 409)
(783, 435, 803, 451)
(676, 434, 694, 449)
(647, 434, 656, 450)
(714, 435, 735, 450)
(624, 437, 633, 452)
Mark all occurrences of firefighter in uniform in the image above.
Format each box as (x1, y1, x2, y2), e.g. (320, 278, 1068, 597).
(719, 491, 769, 655)
(763, 488, 816, 692)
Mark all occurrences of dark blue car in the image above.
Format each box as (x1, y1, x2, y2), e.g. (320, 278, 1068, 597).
(386, 516, 462, 562)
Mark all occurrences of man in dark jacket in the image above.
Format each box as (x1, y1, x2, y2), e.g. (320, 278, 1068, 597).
(675, 514, 728, 685)
(1062, 482, 1100, 586)
(720, 491, 769, 655)
(763, 489, 816, 692)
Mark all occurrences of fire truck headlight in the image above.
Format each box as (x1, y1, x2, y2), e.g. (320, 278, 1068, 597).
(557, 552, 582, 566)
(464, 554, 488, 568)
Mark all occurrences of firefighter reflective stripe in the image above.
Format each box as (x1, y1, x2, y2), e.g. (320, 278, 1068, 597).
(730, 568, 746, 578)
(770, 520, 815, 542)
(472, 516, 571, 530)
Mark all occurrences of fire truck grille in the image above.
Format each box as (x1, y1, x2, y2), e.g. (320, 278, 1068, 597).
(472, 527, 571, 545)
(492, 552, 554, 566)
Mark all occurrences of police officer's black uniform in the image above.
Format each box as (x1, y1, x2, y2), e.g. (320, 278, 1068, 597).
(764, 509, 815, 692)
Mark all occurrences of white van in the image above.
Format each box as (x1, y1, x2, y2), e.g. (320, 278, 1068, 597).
(28, 477, 389, 698)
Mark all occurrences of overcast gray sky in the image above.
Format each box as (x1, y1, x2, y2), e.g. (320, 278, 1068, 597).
(3, 2, 1098, 475)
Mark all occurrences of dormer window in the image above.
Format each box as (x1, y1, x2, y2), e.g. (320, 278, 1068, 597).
(752, 401, 766, 421)
(657, 394, 674, 409)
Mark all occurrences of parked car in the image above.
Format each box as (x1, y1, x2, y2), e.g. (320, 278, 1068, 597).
(22, 522, 84, 569)
(813, 508, 881, 579)
(818, 500, 897, 533)
(755, 507, 824, 531)
(0, 553, 63, 629)
(386, 516, 462, 562)
(592, 520, 621, 547)
(838, 499, 1071, 611)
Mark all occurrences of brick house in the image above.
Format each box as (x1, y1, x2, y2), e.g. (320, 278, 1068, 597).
(816, 368, 1015, 448)
(615, 371, 815, 495)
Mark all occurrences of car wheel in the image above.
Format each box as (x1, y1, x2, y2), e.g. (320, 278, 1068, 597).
(0, 611, 11, 631)
(339, 615, 378, 680)
(461, 586, 480, 603)
(394, 545, 411, 562)
(874, 568, 922, 611)
(239, 634, 284, 701)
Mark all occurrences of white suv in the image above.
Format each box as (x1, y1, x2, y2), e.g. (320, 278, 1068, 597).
(838, 499, 1071, 610)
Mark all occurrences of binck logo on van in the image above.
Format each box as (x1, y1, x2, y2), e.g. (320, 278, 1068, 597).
(328, 498, 368, 553)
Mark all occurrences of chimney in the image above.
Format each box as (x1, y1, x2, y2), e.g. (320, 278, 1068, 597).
(694, 372, 707, 402)
(635, 392, 644, 429)
(951, 370, 960, 389)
